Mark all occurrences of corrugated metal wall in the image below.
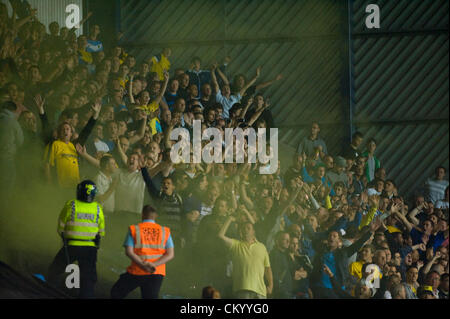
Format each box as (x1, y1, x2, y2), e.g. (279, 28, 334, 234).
(118, 0, 449, 197)
(351, 0, 449, 196)
(119, 0, 350, 156)
(3, 0, 84, 35)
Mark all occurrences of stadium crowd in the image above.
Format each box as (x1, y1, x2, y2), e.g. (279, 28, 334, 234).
(0, 2, 448, 299)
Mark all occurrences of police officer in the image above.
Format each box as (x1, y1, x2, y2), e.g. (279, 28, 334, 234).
(110, 205, 175, 299)
(48, 180, 105, 298)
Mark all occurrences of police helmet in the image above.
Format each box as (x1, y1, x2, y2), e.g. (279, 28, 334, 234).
(76, 180, 97, 203)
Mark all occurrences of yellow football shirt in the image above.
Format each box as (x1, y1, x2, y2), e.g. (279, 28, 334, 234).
(150, 54, 170, 80)
(46, 140, 80, 188)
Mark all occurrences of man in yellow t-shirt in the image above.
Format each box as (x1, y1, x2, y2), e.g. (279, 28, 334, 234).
(219, 216, 273, 298)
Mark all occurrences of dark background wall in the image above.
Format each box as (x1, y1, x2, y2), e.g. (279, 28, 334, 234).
(88, 0, 449, 197)
(114, 0, 351, 157)
(351, 0, 449, 196)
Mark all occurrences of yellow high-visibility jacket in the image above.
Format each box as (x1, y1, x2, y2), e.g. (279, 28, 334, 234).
(57, 199, 105, 247)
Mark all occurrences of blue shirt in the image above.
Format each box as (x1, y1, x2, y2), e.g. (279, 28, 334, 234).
(320, 252, 336, 289)
(123, 219, 174, 248)
(114, 104, 128, 113)
(301, 167, 315, 183)
(86, 39, 104, 53)
(215, 90, 241, 119)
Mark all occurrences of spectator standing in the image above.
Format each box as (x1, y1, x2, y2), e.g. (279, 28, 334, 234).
(149, 48, 171, 81)
(86, 24, 103, 53)
(424, 166, 449, 205)
(362, 138, 380, 183)
(326, 156, 349, 188)
(210, 64, 259, 119)
(0, 101, 23, 196)
(342, 131, 363, 159)
(93, 155, 118, 214)
(219, 216, 273, 299)
(114, 152, 146, 215)
(297, 122, 328, 159)
(270, 231, 292, 298)
(435, 186, 449, 210)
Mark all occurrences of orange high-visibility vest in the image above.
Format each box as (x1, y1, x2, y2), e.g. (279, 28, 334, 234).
(127, 222, 170, 276)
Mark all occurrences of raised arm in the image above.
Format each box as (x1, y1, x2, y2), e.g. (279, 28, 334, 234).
(255, 74, 283, 91)
(42, 58, 66, 83)
(239, 205, 256, 224)
(247, 97, 269, 127)
(239, 96, 254, 121)
(14, 7, 37, 30)
(392, 207, 413, 233)
(73, 11, 93, 30)
(96, 176, 118, 204)
(210, 63, 220, 93)
(141, 166, 160, 199)
(128, 113, 147, 145)
(218, 215, 235, 248)
(129, 74, 136, 105)
(114, 138, 128, 166)
(164, 118, 178, 150)
(228, 181, 238, 211)
(215, 65, 229, 86)
(76, 143, 100, 168)
(239, 181, 255, 211)
(422, 251, 441, 276)
(407, 202, 425, 226)
(302, 182, 321, 210)
(280, 183, 303, 216)
(359, 195, 380, 230)
(342, 217, 381, 258)
(239, 66, 261, 97)
(154, 71, 170, 106)
(33, 94, 52, 143)
(76, 102, 101, 146)
(149, 160, 173, 178)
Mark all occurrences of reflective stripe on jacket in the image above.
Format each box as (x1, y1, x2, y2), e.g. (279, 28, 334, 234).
(58, 199, 105, 247)
(127, 222, 170, 276)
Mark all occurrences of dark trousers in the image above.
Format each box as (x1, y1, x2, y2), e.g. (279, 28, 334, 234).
(111, 272, 164, 299)
(48, 245, 98, 298)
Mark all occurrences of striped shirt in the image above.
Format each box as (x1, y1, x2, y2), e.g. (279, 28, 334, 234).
(425, 179, 449, 205)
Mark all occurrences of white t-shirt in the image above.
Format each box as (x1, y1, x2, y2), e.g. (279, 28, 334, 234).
(367, 188, 382, 196)
(94, 171, 115, 213)
(115, 169, 146, 214)
(94, 140, 110, 153)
